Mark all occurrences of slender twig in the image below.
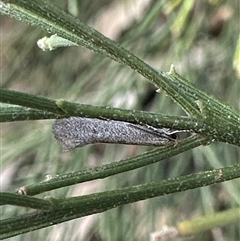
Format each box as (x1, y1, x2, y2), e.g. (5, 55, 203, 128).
(19, 135, 209, 196)
(1, 163, 240, 239)
(0, 192, 53, 210)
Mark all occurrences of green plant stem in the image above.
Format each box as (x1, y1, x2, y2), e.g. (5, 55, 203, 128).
(19, 135, 209, 196)
(0, 192, 52, 210)
(0, 88, 202, 130)
(0, 88, 64, 115)
(1, 163, 240, 239)
(178, 207, 240, 235)
(56, 99, 202, 130)
(0, 105, 59, 121)
(2, 1, 239, 123)
(168, 71, 240, 125)
(0, 0, 203, 117)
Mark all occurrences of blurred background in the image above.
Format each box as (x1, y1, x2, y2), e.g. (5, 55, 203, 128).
(1, 0, 240, 240)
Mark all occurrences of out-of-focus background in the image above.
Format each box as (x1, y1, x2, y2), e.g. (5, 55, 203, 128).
(1, 0, 239, 240)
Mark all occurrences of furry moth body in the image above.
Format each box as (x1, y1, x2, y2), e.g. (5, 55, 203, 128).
(53, 117, 178, 150)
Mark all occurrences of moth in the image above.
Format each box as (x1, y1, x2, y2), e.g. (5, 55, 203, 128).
(53, 117, 179, 151)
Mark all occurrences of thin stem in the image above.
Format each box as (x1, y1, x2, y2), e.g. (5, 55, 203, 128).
(0, 0, 202, 117)
(0, 88, 203, 131)
(0, 88, 64, 115)
(19, 135, 209, 196)
(1, 163, 240, 239)
(0, 192, 53, 210)
(0, 105, 59, 122)
(178, 207, 240, 236)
